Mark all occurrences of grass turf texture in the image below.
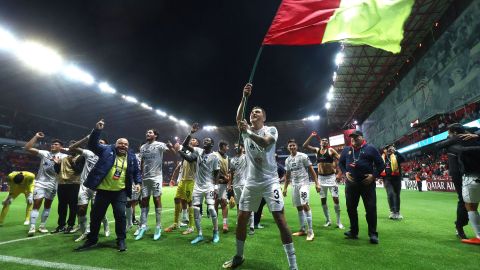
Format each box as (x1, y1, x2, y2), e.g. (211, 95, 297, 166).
(0, 186, 478, 270)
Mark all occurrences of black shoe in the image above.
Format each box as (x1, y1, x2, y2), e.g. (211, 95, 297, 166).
(369, 234, 379, 244)
(456, 226, 468, 239)
(75, 240, 97, 251)
(117, 240, 127, 252)
(64, 226, 73, 234)
(51, 226, 65, 234)
(344, 231, 358, 239)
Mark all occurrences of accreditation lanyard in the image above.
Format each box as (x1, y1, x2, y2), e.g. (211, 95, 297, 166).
(349, 147, 363, 168)
(112, 156, 126, 180)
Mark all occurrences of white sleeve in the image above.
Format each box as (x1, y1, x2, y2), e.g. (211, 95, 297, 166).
(303, 154, 312, 167)
(213, 156, 220, 171)
(159, 142, 168, 152)
(267, 126, 278, 142)
(81, 149, 94, 158)
(285, 157, 291, 172)
(37, 150, 49, 159)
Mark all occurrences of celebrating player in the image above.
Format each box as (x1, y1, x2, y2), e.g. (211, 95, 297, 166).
(25, 133, 67, 236)
(303, 133, 344, 229)
(179, 124, 221, 244)
(135, 129, 175, 241)
(283, 139, 319, 241)
(223, 83, 298, 270)
(214, 140, 230, 233)
(0, 171, 35, 226)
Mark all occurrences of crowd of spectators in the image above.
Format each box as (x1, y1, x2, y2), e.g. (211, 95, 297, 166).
(401, 153, 450, 181)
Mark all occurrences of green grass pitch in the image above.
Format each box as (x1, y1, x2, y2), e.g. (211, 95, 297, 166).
(0, 186, 478, 270)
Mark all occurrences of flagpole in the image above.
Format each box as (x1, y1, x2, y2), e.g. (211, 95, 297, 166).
(238, 46, 264, 146)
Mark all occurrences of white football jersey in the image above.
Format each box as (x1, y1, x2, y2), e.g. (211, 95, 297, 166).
(285, 152, 311, 186)
(242, 125, 280, 187)
(79, 149, 99, 184)
(139, 141, 168, 182)
(35, 150, 67, 190)
(194, 147, 220, 192)
(230, 154, 247, 187)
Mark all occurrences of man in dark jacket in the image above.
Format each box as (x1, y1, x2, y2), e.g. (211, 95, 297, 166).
(339, 131, 385, 244)
(76, 119, 141, 252)
(380, 144, 406, 220)
(436, 123, 480, 244)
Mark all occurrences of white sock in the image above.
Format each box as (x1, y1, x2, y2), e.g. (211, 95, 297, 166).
(236, 239, 245, 257)
(468, 211, 480, 238)
(305, 210, 313, 233)
(182, 209, 188, 221)
(283, 243, 298, 270)
(322, 204, 330, 222)
(40, 208, 50, 224)
(140, 207, 149, 228)
(78, 215, 87, 233)
(208, 205, 218, 232)
(334, 203, 341, 224)
(223, 218, 228, 225)
(193, 206, 202, 235)
(30, 209, 39, 226)
(102, 216, 109, 230)
(250, 211, 255, 229)
(298, 211, 306, 231)
(155, 208, 162, 228)
(126, 207, 132, 227)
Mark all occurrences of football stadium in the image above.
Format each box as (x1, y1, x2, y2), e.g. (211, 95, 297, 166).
(0, 1, 479, 269)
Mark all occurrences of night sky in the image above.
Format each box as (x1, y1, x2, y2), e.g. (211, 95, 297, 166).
(0, 0, 339, 126)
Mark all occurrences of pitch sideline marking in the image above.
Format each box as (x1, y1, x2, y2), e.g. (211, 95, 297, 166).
(0, 208, 174, 246)
(0, 255, 114, 270)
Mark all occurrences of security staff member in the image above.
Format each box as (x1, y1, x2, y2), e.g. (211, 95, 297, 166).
(339, 131, 385, 244)
(380, 144, 406, 220)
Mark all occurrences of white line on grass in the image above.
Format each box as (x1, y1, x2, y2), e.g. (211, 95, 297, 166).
(0, 255, 114, 270)
(0, 208, 174, 246)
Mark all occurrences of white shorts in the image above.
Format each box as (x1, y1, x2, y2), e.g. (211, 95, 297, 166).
(319, 185, 339, 199)
(33, 186, 56, 200)
(141, 179, 162, 198)
(127, 186, 141, 202)
(319, 174, 337, 186)
(462, 176, 480, 203)
(239, 182, 284, 212)
(292, 185, 310, 207)
(217, 184, 228, 200)
(192, 188, 215, 206)
(233, 185, 245, 205)
(78, 185, 96, 205)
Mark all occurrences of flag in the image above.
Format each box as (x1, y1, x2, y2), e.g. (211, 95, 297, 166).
(263, 0, 414, 53)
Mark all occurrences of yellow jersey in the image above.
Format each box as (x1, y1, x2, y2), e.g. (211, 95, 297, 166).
(7, 171, 35, 194)
(180, 159, 196, 181)
(214, 152, 229, 183)
(97, 155, 127, 191)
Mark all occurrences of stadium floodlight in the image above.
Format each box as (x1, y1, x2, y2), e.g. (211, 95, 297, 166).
(335, 52, 344, 66)
(15, 41, 63, 74)
(155, 109, 167, 117)
(122, 95, 138, 104)
(303, 115, 320, 121)
(140, 102, 153, 110)
(178, 120, 189, 127)
(353, 120, 358, 125)
(174, 136, 179, 140)
(327, 91, 334, 101)
(98, 82, 116, 94)
(204, 125, 217, 131)
(332, 72, 337, 81)
(0, 27, 18, 51)
(62, 64, 95, 85)
(169, 115, 178, 122)
(325, 102, 331, 109)
(329, 85, 334, 93)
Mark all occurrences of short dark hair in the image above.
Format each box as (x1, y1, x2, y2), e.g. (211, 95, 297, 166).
(219, 140, 228, 148)
(51, 139, 63, 146)
(147, 129, 159, 139)
(205, 137, 214, 145)
(99, 138, 109, 144)
(13, 173, 24, 184)
(287, 139, 296, 145)
(252, 106, 267, 119)
(448, 123, 466, 134)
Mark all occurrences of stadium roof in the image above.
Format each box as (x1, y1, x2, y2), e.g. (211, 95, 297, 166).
(329, 0, 456, 129)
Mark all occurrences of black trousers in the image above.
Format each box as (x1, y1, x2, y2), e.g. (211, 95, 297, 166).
(57, 184, 80, 227)
(254, 198, 267, 226)
(452, 176, 469, 228)
(88, 189, 126, 243)
(345, 181, 377, 236)
(417, 181, 422, 192)
(383, 176, 401, 213)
